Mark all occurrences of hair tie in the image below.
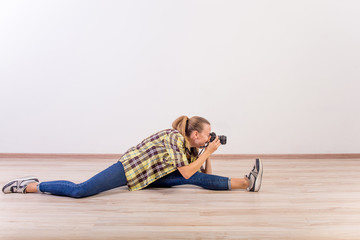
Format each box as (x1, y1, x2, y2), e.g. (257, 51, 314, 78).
(185, 119, 189, 132)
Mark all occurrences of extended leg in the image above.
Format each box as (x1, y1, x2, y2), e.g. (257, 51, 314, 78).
(38, 161, 127, 198)
(147, 171, 234, 190)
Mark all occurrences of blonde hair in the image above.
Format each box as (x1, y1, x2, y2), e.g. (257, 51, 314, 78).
(172, 115, 210, 151)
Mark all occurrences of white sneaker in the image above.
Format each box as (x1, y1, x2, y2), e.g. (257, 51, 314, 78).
(2, 176, 39, 194)
(246, 158, 263, 192)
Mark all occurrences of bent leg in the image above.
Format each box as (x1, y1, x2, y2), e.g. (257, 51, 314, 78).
(147, 171, 231, 190)
(39, 161, 127, 198)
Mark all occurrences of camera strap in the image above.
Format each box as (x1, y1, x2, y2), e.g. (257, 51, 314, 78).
(198, 143, 209, 156)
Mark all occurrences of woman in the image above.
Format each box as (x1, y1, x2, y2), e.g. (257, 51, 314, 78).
(2, 116, 263, 198)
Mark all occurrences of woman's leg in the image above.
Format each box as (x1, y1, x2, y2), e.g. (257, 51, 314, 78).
(147, 171, 235, 190)
(37, 161, 127, 198)
(230, 178, 250, 189)
(148, 158, 262, 191)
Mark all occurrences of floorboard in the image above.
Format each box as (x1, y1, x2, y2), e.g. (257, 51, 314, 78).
(1, 157, 359, 239)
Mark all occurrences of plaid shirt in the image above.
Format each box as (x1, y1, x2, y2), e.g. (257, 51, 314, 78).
(119, 129, 198, 191)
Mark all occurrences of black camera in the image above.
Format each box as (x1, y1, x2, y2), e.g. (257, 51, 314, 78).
(209, 132, 227, 145)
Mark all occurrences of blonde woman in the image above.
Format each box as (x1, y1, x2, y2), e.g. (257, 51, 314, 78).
(2, 116, 263, 198)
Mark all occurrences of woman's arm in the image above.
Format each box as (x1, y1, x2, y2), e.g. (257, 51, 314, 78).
(204, 158, 212, 174)
(177, 137, 220, 179)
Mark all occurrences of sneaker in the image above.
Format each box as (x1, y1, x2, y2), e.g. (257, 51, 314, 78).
(2, 176, 39, 194)
(246, 158, 263, 192)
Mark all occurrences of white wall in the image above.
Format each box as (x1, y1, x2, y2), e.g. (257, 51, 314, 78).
(1, 0, 359, 154)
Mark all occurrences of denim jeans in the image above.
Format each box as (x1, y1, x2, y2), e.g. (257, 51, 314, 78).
(39, 161, 230, 198)
(146, 170, 231, 190)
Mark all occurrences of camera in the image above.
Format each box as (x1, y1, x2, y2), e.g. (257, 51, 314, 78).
(209, 132, 227, 145)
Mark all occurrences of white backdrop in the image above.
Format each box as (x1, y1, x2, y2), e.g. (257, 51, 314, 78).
(1, 1, 359, 154)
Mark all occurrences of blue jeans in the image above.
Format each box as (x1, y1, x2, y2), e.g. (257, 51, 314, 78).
(146, 170, 231, 190)
(39, 161, 230, 198)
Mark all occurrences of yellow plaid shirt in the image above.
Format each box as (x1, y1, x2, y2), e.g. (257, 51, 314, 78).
(119, 129, 198, 191)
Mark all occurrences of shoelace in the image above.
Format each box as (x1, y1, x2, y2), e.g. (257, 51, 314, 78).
(10, 186, 19, 193)
(10, 182, 25, 193)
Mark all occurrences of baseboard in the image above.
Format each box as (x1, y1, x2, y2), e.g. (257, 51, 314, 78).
(0, 153, 359, 159)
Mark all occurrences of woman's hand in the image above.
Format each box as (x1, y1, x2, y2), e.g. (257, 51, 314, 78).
(178, 138, 219, 179)
(205, 136, 221, 155)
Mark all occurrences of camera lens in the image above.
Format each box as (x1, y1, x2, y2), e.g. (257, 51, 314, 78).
(209, 132, 227, 145)
(218, 135, 227, 145)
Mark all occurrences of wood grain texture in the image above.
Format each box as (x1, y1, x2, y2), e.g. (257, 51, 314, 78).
(1, 157, 360, 239)
(1, 153, 360, 159)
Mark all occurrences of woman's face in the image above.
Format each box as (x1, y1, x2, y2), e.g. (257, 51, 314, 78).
(189, 124, 212, 148)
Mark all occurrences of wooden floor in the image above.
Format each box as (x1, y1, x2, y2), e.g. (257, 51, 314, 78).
(1, 157, 359, 240)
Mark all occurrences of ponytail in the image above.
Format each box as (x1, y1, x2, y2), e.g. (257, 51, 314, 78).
(172, 115, 210, 150)
(172, 115, 189, 136)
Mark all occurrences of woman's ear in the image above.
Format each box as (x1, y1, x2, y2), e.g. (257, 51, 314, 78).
(189, 130, 197, 140)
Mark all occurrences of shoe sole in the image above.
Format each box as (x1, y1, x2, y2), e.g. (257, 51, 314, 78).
(2, 176, 39, 194)
(254, 158, 263, 192)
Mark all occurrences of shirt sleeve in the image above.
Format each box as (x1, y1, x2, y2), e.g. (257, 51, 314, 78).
(164, 132, 189, 168)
